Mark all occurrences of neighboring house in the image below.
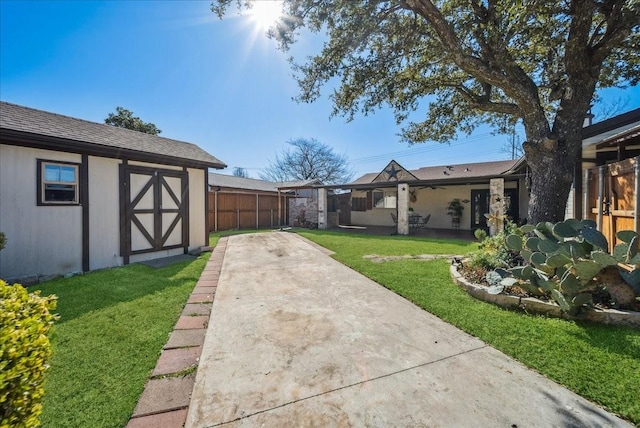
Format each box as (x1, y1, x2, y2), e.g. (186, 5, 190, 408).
(576, 108, 640, 245)
(208, 173, 318, 230)
(338, 159, 528, 234)
(0, 101, 226, 283)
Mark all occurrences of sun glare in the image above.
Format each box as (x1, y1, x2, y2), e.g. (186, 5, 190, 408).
(248, 0, 283, 31)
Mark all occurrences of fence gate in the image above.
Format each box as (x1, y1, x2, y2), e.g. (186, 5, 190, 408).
(585, 157, 639, 250)
(120, 165, 189, 263)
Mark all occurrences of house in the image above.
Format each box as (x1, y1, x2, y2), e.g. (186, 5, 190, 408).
(325, 159, 528, 235)
(576, 108, 640, 245)
(207, 173, 316, 230)
(0, 101, 226, 283)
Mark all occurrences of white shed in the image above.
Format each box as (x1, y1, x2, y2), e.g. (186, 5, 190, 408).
(0, 101, 226, 283)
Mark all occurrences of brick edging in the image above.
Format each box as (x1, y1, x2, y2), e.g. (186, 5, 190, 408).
(126, 238, 228, 428)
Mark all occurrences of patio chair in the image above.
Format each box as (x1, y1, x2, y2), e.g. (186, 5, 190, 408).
(390, 212, 398, 224)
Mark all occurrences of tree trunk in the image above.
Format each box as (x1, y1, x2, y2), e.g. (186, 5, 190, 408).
(525, 144, 576, 224)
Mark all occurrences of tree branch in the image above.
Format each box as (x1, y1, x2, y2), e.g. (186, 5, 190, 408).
(455, 86, 521, 115)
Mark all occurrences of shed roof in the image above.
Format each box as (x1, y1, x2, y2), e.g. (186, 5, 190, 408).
(208, 173, 316, 192)
(0, 101, 226, 169)
(350, 159, 521, 186)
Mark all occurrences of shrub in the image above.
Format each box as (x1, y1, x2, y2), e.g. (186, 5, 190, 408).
(0, 280, 58, 428)
(0, 232, 6, 252)
(466, 221, 523, 271)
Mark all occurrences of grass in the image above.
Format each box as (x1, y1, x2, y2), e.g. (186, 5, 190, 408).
(33, 253, 209, 428)
(299, 230, 640, 425)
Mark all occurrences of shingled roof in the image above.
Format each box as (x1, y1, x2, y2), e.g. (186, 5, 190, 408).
(208, 173, 317, 192)
(0, 101, 226, 169)
(350, 159, 522, 186)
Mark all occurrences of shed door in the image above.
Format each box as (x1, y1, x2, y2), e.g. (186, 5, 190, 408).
(121, 165, 189, 262)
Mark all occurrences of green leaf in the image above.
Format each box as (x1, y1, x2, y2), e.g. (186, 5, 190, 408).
(573, 261, 604, 280)
(629, 252, 640, 265)
(553, 221, 579, 238)
(538, 238, 559, 254)
(538, 279, 557, 292)
(560, 274, 582, 295)
(572, 293, 593, 307)
(525, 237, 540, 252)
(616, 230, 638, 244)
(590, 251, 618, 266)
(520, 224, 536, 233)
(530, 252, 547, 266)
(505, 234, 523, 251)
(613, 243, 631, 263)
(546, 254, 572, 268)
(582, 227, 608, 250)
(551, 289, 571, 312)
(564, 218, 583, 231)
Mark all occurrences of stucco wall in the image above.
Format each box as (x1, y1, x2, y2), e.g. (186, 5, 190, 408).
(0, 144, 83, 281)
(188, 168, 206, 249)
(351, 181, 522, 230)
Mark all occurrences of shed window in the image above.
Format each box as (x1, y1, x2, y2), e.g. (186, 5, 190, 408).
(39, 161, 79, 204)
(373, 191, 397, 209)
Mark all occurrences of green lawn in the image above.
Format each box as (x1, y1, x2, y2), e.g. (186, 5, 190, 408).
(34, 253, 209, 428)
(299, 230, 640, 425)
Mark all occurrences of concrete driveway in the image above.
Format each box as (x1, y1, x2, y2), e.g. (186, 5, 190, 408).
(186, 232, 631, 427)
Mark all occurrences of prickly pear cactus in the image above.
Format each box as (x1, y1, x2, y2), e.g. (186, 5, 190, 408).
(500, 219, 639, 314)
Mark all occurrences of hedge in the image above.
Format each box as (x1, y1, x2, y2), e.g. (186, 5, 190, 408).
(0, 280, 58, 428)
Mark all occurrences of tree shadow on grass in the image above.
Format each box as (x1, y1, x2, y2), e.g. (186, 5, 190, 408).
(569, 318, 640, 361)
(31, 254, 208, 325)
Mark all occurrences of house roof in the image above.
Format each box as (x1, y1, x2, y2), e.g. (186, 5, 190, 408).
(349, 159, 521, 187)
(0, 101, 226, 169)
(208, 173, 317, 192)
(582, 108, 640, 140)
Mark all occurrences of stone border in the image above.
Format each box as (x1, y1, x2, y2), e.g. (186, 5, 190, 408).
(126, 237, 228, 428)
(450, 262, 640, 328)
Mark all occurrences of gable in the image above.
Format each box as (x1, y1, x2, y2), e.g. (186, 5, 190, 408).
(371, 160, 418, 183)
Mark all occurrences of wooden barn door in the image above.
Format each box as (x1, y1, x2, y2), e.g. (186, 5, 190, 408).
(120, 165, 189, 263)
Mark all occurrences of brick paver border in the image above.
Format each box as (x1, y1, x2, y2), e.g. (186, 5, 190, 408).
(126, 237, 228, 428)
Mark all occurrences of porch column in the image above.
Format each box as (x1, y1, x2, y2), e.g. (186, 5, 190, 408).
(597, 166, 604, 231)
(489, 178, 504, 236)
(317, 188, 328, 230)
(583, 168, 589, 220)
(397, 183, 409, 235)
(635, 157, 639, 234)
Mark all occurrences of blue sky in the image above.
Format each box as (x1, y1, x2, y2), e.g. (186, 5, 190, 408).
(1, 1, 639, 179)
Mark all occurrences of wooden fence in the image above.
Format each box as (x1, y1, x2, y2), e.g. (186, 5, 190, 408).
(208, 191, 292, 231)
(585, 156, 639, 249)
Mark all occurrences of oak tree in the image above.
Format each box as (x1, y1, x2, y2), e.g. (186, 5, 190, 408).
(260, 138, 354, 184)
(214, 0, 639, 223)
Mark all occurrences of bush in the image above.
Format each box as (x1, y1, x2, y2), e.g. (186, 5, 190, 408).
(0, 280, 58, 428)
(466, 221, 522, 271)
(0, 232, 5, 252)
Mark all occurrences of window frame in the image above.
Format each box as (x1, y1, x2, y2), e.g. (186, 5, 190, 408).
(37, 159, 81, 206)
(373, 190, 397, 209)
